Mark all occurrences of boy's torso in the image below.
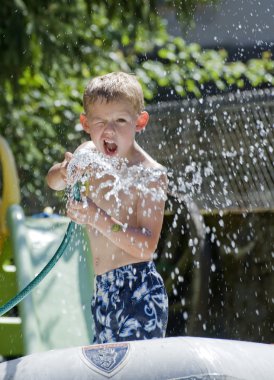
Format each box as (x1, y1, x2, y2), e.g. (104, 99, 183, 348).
(77, 141, 165, 275)
(87, 172, 144, 274)
(82, 148, 162, 274)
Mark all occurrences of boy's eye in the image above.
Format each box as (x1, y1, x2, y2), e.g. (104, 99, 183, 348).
(117, 118, 127, 123)
(95, 121, 105, 127)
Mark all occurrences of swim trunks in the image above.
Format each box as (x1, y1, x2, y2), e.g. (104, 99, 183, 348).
(91, 261, 168, 344)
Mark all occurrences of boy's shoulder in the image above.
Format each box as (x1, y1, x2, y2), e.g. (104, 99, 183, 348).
(74, 141, 96, 153)
(138, 148, 166, 173)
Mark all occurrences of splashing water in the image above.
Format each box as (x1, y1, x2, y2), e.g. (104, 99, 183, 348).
(66, 148, 168, 208)
(66, 146, 212, 212)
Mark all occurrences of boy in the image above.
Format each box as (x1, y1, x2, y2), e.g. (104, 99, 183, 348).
(46, 72, 168, 344)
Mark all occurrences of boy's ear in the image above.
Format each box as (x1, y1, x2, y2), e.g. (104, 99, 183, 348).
(136, 111, 149, 132)
(80, 113, 90, 133)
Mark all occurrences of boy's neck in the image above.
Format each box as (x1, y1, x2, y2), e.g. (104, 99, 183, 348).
(124, 141, 145, 167)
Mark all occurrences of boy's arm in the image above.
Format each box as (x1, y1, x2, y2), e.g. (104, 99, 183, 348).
(47, 142, 96, 191)
(46, 152, 73, 191)
(67, 173, 167, 260)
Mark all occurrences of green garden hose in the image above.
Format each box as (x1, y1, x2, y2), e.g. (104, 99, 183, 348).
(0, 184, 81, 317)
(0, 220, 77, 316)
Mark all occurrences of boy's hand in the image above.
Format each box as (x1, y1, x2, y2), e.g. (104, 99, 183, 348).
(67, 198, 97, 225)
(60, 152, 73, 183)
(46, 151, 73, 191)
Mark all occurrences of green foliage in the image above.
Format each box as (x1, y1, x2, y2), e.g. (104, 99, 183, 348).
(0, 0, 273, 212)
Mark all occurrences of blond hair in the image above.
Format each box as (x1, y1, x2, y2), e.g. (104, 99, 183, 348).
(83, 72, 145, 114)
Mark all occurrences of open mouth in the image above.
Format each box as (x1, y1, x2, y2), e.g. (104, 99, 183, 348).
(104, 140, 118, 155)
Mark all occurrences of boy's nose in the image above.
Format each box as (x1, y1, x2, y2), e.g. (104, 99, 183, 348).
(105, 121, 115, 134)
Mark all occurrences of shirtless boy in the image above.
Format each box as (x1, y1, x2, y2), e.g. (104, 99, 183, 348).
(46, 72, 168, 343)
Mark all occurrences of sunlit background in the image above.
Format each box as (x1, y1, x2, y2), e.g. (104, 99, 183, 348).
(0, 0, 273, 361)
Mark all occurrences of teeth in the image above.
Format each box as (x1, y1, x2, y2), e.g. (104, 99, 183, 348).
(103, 139, 117, 153)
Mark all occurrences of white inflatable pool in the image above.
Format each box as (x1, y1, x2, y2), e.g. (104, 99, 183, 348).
(1, 336, 273, 379)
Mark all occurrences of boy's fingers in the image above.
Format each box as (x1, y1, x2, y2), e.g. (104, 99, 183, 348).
(67, 208, 86, 224)
(67, 200, 83, 210)
(65, 152, 73, 162)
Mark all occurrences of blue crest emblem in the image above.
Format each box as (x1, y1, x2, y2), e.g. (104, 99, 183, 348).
(81, 342, 130, 377)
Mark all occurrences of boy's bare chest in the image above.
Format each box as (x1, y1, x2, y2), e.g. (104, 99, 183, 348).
(87, 174, 138, 221)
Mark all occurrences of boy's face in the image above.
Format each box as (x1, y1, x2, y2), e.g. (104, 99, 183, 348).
(81, 99, 148, 162)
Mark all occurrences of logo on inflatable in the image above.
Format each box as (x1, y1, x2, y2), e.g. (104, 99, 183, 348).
(81, 342, 130, 377)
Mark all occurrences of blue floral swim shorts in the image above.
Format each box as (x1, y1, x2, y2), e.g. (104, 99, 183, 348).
(91, 261, 168, 344)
